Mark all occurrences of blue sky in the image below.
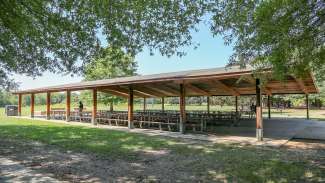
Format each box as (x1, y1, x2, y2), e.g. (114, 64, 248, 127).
(14, 23, 233, 90)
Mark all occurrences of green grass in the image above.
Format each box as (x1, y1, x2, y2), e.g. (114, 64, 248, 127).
(0, 116, 174, 158)
(0, 115, 324, 182)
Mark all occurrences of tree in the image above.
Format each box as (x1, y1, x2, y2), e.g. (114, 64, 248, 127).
(0, 90, 17, 107)
(210, 0, 325, 81)
(2, 0, 323, 87)
(0, 0, 207, 88)
(83, 47, 137, 111)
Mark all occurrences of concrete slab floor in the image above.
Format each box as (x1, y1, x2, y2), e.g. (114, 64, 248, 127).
(294, 120, 325, 140)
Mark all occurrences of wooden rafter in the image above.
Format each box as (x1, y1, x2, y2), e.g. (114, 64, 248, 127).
(294, 78, 309, 94)
(133, 85, 163, 97)
(262, 87, 272, 96)
(241, 75, 272, 95)
(209, 80, 240, 96)
(185, 83, 211, 96)
(144, 85, 175, 96)
(151, 84, 179, 96)
(100, 86, 145, 98)
(242, 75, 255, 85)
(100, 89, 128, 98)
(133, 89, 158, 98)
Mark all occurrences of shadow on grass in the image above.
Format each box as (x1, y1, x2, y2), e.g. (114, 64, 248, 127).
(0, 117, 324, 182)
(0, 123, 177, 160)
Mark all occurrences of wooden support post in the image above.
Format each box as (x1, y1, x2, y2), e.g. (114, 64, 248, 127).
(66, 90, 71, 121)
(256, 79, 263, 141)
(306, 94, 309, 120)
(267, 95, 271, 119)
(128, 86, 134, 129)
(161, 97, 165, 112)
(143, 98, 146, 112)
(46, 92, 51, 120)
(18, 94, 22, 116)
(235, 96, 238, 121)
(92, 89, 97, 125)
(235, 96, 238, 113)
(207, 96, 210, 114)
(31, 93, 35, 118)
(179, 83, 186, 134)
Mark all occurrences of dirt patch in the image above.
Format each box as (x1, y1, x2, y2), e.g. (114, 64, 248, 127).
(0, 137, 325, 182)
(283, 139, 325, 171)
(285, 139, 325, 150)
(0, 138, 203, 182)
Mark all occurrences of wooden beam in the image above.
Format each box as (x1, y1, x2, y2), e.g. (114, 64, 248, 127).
(241, 75, 273, 95)
(133, 85, 164, 97)
(295, 78, 309, 94)
(186, 83, 211, 96)
(100, 86, 142, 98)
(100, 89, 128, 98)
(46, 92, 51, 120)
(263, 87, 272, 96)
(107, 86, 150, 98)
(256, 79, 263, 141)
(31, 93, 35, 118)
(18, 94, 22, 116)
(134, 90, 157, 98)
(92, 88, 97, 125)
(157, 84, 180, 96)
(105, 86, 129, 95)
(66, 90, 71, 121)
(179, 83, 186, 134)
(149, 85, 179, 96)
(209, 80, 240, 96)
(128, 86, 134, 129)
(242, 75, 256, 85)
(306, 94, 309, 119)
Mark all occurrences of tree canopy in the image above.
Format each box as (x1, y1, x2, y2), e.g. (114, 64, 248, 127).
(83, 47, 137, 109)
(84, 47, 137, 81)
(0, 0, 206, 88)
(210, 0, 325, 81)
(1, 0, 324, 88)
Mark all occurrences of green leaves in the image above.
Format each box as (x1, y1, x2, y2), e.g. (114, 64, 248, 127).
(83, 46, 137, 105)
(84, 47, 137, 81)
(1, 0, 324, 89)
(210, 0, 325, 81)
(0, 0, 207, 88)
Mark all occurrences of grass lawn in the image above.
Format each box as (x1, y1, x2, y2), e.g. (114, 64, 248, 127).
(0, 115, 324, 182)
